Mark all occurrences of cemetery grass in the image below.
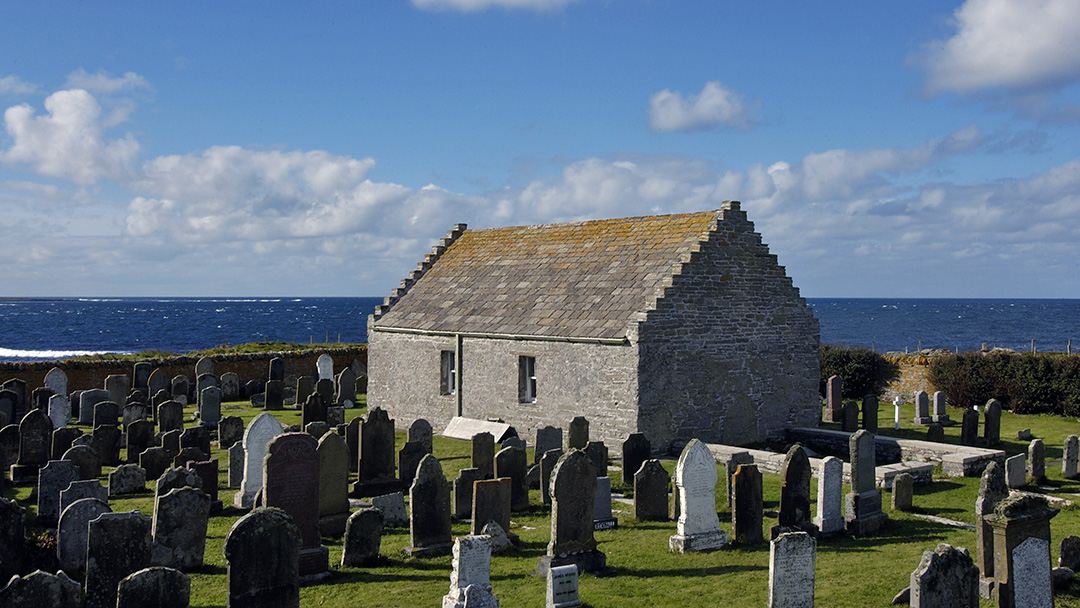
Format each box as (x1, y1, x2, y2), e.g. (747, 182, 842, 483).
(6, 398, 1080, 607)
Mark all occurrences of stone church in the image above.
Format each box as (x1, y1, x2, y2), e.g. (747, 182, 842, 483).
(367, 201, 820, 452)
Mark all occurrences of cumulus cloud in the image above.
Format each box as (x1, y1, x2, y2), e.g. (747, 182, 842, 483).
(64, 69, 152, 94)
(412, 0, 577, 11)
(919, 0, 1080, 94)
(648, 81, 753, 133)
(0, 75, 38, 95)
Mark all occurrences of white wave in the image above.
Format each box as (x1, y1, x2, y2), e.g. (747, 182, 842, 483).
(0, 347, 126, 360)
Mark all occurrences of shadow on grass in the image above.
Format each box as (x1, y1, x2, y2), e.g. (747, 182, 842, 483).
(913, 480, 964, 495)
(616, 562, 767, 579)
(823, 518, 952, 551)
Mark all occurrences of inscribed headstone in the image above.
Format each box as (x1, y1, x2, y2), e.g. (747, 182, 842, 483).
(223, 507, 301, 608)
(48, 394, 70, 429)
(546, 564, 581, 608)
(84, 510, 153, 608)
(234, 412, 285, 509)
(669, 439, 726, 552)
(341, 507, 383, 567)
(768, 531, 816, 608)
(443, 534, 495, 608)
(633, 459, 670, 522)
(264, 432, 329, 576)
(772, 445, 818, 539)
(108, 464, 147, 496)
(814, 456, 844, 536)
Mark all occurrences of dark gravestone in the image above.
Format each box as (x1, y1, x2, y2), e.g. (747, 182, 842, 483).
(317, 432, 351, 537)
(92, 424, 122, 466)
(406, 454, 453, 557)
(84, 511, 153, 608)
(926, 423, 945, 443)
(633, 459, 669, 522)
(540, 448, 563, 506)
(844, 429, 887, 536)
(472, 477, 512, 538)
(1060, 535, 1080, 571)
(152, 389, 171, 409)
(892, 471, 914, 512)
(32, 386, 55, 411)
(161, 429, 181, 458)
(218, 415, 244, 449)
(220, 372, 240, 402)
(122, 402, 147, 431)
(187, 458, 222, 513)
(1029, 439, 1046, 483)
(399, 440, 427, 487)
(341, 507, 383, 567)
(116, 566, 191, 608)
(0, 568, 81, 607)
(862, 394, 878, 432)
(57, 497, 110, 575)
(621, 433, 651, 486)
(584, 441, 608, 479)
(223, 507, 301, 608)
(133, 362, 153, 397)
(170, 376, 189, 405)
(11, 409, 54, 483)
(269, 356, 285, 382)
(108, 464, 147, 496)
(2, 380, 27, 418)
(305, 421, 329, 439)
(335, 368, 357, 405)
(105, 375, 131, 409)
(147, 368, 169, 404)
(60, 479, 108, 515)
(841, 400, 860, 432)
(173, 447, 205, 468)
(771, 445, 818, 539)
(264, 380, 284, 411)
(501, 435, 526, 452)
(539, 449, 605, 575)
(199, 386, 221, 429)
(983, 399, 1002, 446)
(0, 498, 24, 583)
(346, 416, 360, 473)
(351, 407, 401, 497)
(301, 393, 328, 428)
(472, 432, 495, 480)
(140, 447, 171, 482)
(228, 443, 245, 488)
(495, 446, 529, 511)
(264, 433, 329, 578)
(126, 420, 155, 464)
(453, 467, 482, 520)
(151, 486, 211, 570)
(63, 444, 101, 480)
(93, 400, 119, 428)
(315, 378, 334, 404)
(910, 543, 979, 608)
(79, 389, 109, 425)
(37, 459, 80, 526)
(567, 416, 589, 450)
(51, 426, 83, 461)
(408, 418, 433, 454)
(961, 407, 980, 446)
(0, 424, 19, 474)
(155, 467, 200, 501)
(180, 426, 212, 457)
(195, 374, 217, 410)
(535, 425, 562, 465)
(296, 376, 314, 409)
(731, 463, 764, 545)
(156, 401, 184, 434)
(0, 391, 14, 427)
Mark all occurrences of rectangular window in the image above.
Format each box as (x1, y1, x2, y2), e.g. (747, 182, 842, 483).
(518, 355, 536, 403)
(440, 350, 455, 395)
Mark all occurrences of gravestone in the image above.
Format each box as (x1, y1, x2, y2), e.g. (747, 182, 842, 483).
(295, 376, 314, 408)
(408, 418, 434, 454)
(147, 368, 169, 402)
(495, 446, 530, 511)
(351, 407, 402, 497)
(302, 393, 328, 428)
(1060, 535, 1080, 571)
(223, 507, 301, 608)
(861, 394, 878, 432)
(170, 375, 189, 405)
(535, 425, 562, 465)
(264, 432, 329, 577)
(2, 380, 26, 418)
(84, 510, 153, 608)
(823, 374, 841, 423)
(926, 422, 944, 443)
(45, 367, 69, 397)
(180, 425, 212, 457)
(0, 392, 14, 427)
(218, 415, 244, 449)
(669, 439, 726, 552)
(11, 408, 53, 483)
(151, 485, 211, 569)
(0, 498, 23, 583)
(584, 441, 608, 479)
(37, 459, 80, 525)
(316, 353, 334, 380)
(1005, 454, 1026, 488)
(79, 389, 110, 425)
(48, 394, 70, 429)
(771, 445, 818, 539)
(155, 467, 200, 502)
(913, 390, 933, 425)
(305, 421, 329, 439)
(186, 459, 221, 512)
(105, 374, 130, 408)
(406, 454, 453, 556)
(619, 433, 650, 486)
(546, 564, 581, 608)
(140, 447, 171, 482)
(731, 463, 763, 545)
(1028, 438, 1045, 483)
(51, 426, 82, 461)
(983, 494, 1059, 608)
(228, 442, 245, 488)
(195, 374, 217, 410)
(269, 356, 285, 382)
(157, 400, 183, 434)
(32, 386, 55, 411)
(891, 471, 914, 512)
(472, 477, 512, 537)
(336, 368, 356, 405)
(152, 389, 171, 408)
(315, 378, 334, 404)
(127, 419, 154, 464)
(501, 435, 526, 452)
(341, 507, 383, 567)
(540, 448, 564, 506)
(1065, 435, 1079, 479)
(443, 535, 496, 608)
(633, 459, 669, 522)
(454, 467, 483, 520)
(567, 416, 589, 450)
(199, 386, 221, 429)
(768, 531, 816, 608)
(57, 497, 111, 574)
(841, 400, 859, 432)
(63, 444, 101, 480)
(92, 424, 121, 466)
(399, 440, 427, 487)
(234, 412, 286, 509)
(961, 407, 980, 446)
(593, 476, 617, 530)
(371, 491, 408, 527)
(844, 429, 887, 536)
(116, 566, 190, 608)
(108, 464, 147, 496)
(932, 390, 951, 423)
(538, 449, 605, 575)
(814, 456, 844, 536)
(983, 398, 1002, 446)
(133, 361, 152, 396)
(264, 379, 284, 411)
(0, 424, 18, 474)
(218, 371, 239, 402)
(60, 479, 108, 515)
(0, 569, 81, 607)
(318, 431, 351, 537)
(909, 543, 979, 608)
(472, 432, 495, 480)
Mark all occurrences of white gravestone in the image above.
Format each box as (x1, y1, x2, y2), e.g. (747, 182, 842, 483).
(1012, 536, 1052, 608)
(546, 564, 581, 608)
(1005, 454, 1026, 489)
(768, 531, 816, 608)
(317, 354, 334, 381)
(813, 456, 844, 535)
(48, 394, 71, 429)
(45, 368, 68, 397)
(233, 412, 285, 508)
(442, 535, 496, 608)
(668, 439, 727, 552)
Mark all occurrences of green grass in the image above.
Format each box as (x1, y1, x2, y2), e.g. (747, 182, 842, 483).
(6, 398, 1080, 607)
(63, 341, 365, 361)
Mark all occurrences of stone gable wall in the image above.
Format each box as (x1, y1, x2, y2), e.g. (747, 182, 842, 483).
(635, 203, 820, 450)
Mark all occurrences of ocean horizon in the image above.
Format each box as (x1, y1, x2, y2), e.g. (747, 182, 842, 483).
(1, 296, 1078, 362)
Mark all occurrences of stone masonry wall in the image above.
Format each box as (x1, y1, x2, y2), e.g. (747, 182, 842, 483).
(879, 353, 936, 402)
(635, 202, 820, 450)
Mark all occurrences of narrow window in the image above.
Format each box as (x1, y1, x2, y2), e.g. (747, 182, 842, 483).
(440, 350, 456, 395)
(518, 355, 536, 403)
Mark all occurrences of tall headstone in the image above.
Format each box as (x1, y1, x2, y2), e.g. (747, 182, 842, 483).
(771, 445, 818, 539)
(1064, 435, 1079, 479)
(495, 446, 529, 511)
(454, 467, 483, 520)
(37, 459, 80, 526)
(844, 429, 887, 536)
(48, 394, 70, 429)
(170, 375, 189, 406)
(540, 448, 563, 506)
(315, 378, 334, 404)
(538, 449, 605, 575)
(984, 494, 1058, 608)
(584, 441, 607, 479)
(813, 456, 844, 536)
(861, 394, 878, 432)
(931, 390, 951, 424)
(11, 408, 52, 483)
(264, 380, 284, 411)
(234, 412, 286, 509)
(93, 422, 122, 466)
(84, 510, 153, 608)
(408, 418, 434, 454)
(0, 391, 15, 427)
(841, 400, 859, 432)
(44, 367, 68, 397)
(199, 386, 222, 429)
(960, 407, 980, 446)
(472, 477, 512, 537)
(133, 362, 152, 397)
(983, 398, 1002, 446)
(317, 354, 334, 380)
(633, 459, 670, 522)
(126, 419, 154, 464)
(823, 374, 841, 423)
(472, 432, 495, 480)
(146, 368, 169, 403)
(768, 531, 816, 608)
(620, 433, 650, 486)
(57, 497, 111, 575)
(406, 454, 453, 557)
(1005, 454, 1026, 489)
(295, 376, 314, 409)
(228, 442, 245, 488)
(341, 507, 383, 567)
(268, 356, 285, 382)
(264, 432, 329, 577)
(913, 390, 933, 425)
(567, 416, 589, 450)
(399, 441, 427, 487)
(351, 407, 401, 497)
(223, 507, 301, 608)
(335, 368, 356, 405)
(317, 431, 351, 537)
(1028, 438, 1045, 484)
(157, 400, 183, 434)
(668, 439, 726, 553)
(442, 535, 497, 608)
(546, 564, 581, 608)
(535, 425, 562, 465)
(79, 389, 110, 425)
(731, 463, 763, 545)
(105, 374, 130, 408)
(909, 543, 979, 608)
(116, 566, 191, 608)
(151, 486, 211, 569)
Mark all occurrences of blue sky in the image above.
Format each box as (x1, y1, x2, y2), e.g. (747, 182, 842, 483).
(2, 0, 1079, 297)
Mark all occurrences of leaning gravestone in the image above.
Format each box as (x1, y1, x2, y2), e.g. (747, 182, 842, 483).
(669, 439, 726, 552)
(37, 459, 80, 526)
(731, 463, 763, 545)
(234, 412, 285, 509)
(352, 407, 401, 497)
(771, 445, 818, 539)
(442, 534, 497, 608)
(57, 497, 110, 575)
(814, 456, 844, 536)
(538, 449, 606, 575)
(633, 459, 670, 522)
(768, 531, 816, 608)
(151, 486, 211, 570)
(116, 566, 190, 608)
(84, 510, 153, 608)
(453, 467, 483, 520)
(567, 416, 589, 450)
(547, 563, 581, 608)
(264, 432, 329, 578)
(535, 426, 563, 465)
(223, 507, 301, 608)
(909, 543, 979, 608)
(406, 454, 453, 557)
(341, 507, 384, 567)
(621, 433, 651, 486)
(317, 431, 351, 537)
(11, 408, 53, 483)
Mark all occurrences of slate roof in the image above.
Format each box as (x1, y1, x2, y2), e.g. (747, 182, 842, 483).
(372, 210, 722, 341)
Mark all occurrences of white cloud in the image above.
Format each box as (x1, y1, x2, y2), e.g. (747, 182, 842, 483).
(920, 0, 1080, 94)
(648, 81, 752, 133)
(0, 75, 38, 95)
(64, 69, 152, 94)
(412, 0, 576, 11)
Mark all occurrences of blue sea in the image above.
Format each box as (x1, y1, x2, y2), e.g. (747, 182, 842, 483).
(0, 297, 1077, 362)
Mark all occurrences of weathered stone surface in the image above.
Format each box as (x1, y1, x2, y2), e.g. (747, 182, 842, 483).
(1028, 438, 1045, 483)
(1060, 535, 1080, 570)
(669, 439, 726, 552)
(845, 430, 887, 536)
(442, 534, 495, 608)
(151, 485, 211, 570)
(109, 464, 147, 496)
(407, 454, 453, 556)
(264, 432, 328, 577)
(84, 510, 153, 608)
(861, 394, 878, 432)
(909, 543, 978, 608)
(157, 401, 184, 434)
(399, 440, 427, 487)
(983, 493, 1059, 608)
(50, 426, 82, 461)
(235, 412, 285, 508)
(0, 569, 81, 608)
(1064, 435, 1079, 479)
(913, 390, 932, 425)
(105, 374, 130, 409)
(171, 375, 190, 405)
(59, 479, 108, 515)
(155, 467, 200, 501)
(11, 408, 52, 482)
(454, 467, 483, 520)
(495, 445, 529, 511)
(228, 442, 244, 488)
(0, 497, 26, 583)
(219, 415, 244, 449)
(140, 447, 171, 482)
(223, 507, 301, 608)
(1011, 537, 1052, 608)
(768, 531, 816, 608)
(772, 445, 818, 539)
(567, 416, 589, 450)
(48, 394, 70, 429)
(535, 426, 562, 465)
(57, 497, 111, 575)
(317, 354, 334, 380)
(540, 448, 563, 506)
(37, 459, 79, 525)
(471, 477, 511, 537)
(546, 564, 581, 608)
(352, 407, 401, 497)
(116, 566, 191, 608)
(584, 441, 608, 479)
(408, 418, 434, 454)
(1005, 454, 1026, 488)
(633, 459, 670, 522)
(341, 507, 383, 567)
(540, 449, 605, 575)
(93, 400, 120, 429)
(317, 431, 350, 537)
(823, 375, 841, 423)
(64, 446, 102, 488)
(983, 399, 1001, 446)
(891, 472, 914, 512)
(472, 432, 495, 480)
(371, 491, 407, 527)
(731, 463, 763, 545)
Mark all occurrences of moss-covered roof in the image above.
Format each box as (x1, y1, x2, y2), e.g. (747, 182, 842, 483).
(372, 210, 722, 341)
